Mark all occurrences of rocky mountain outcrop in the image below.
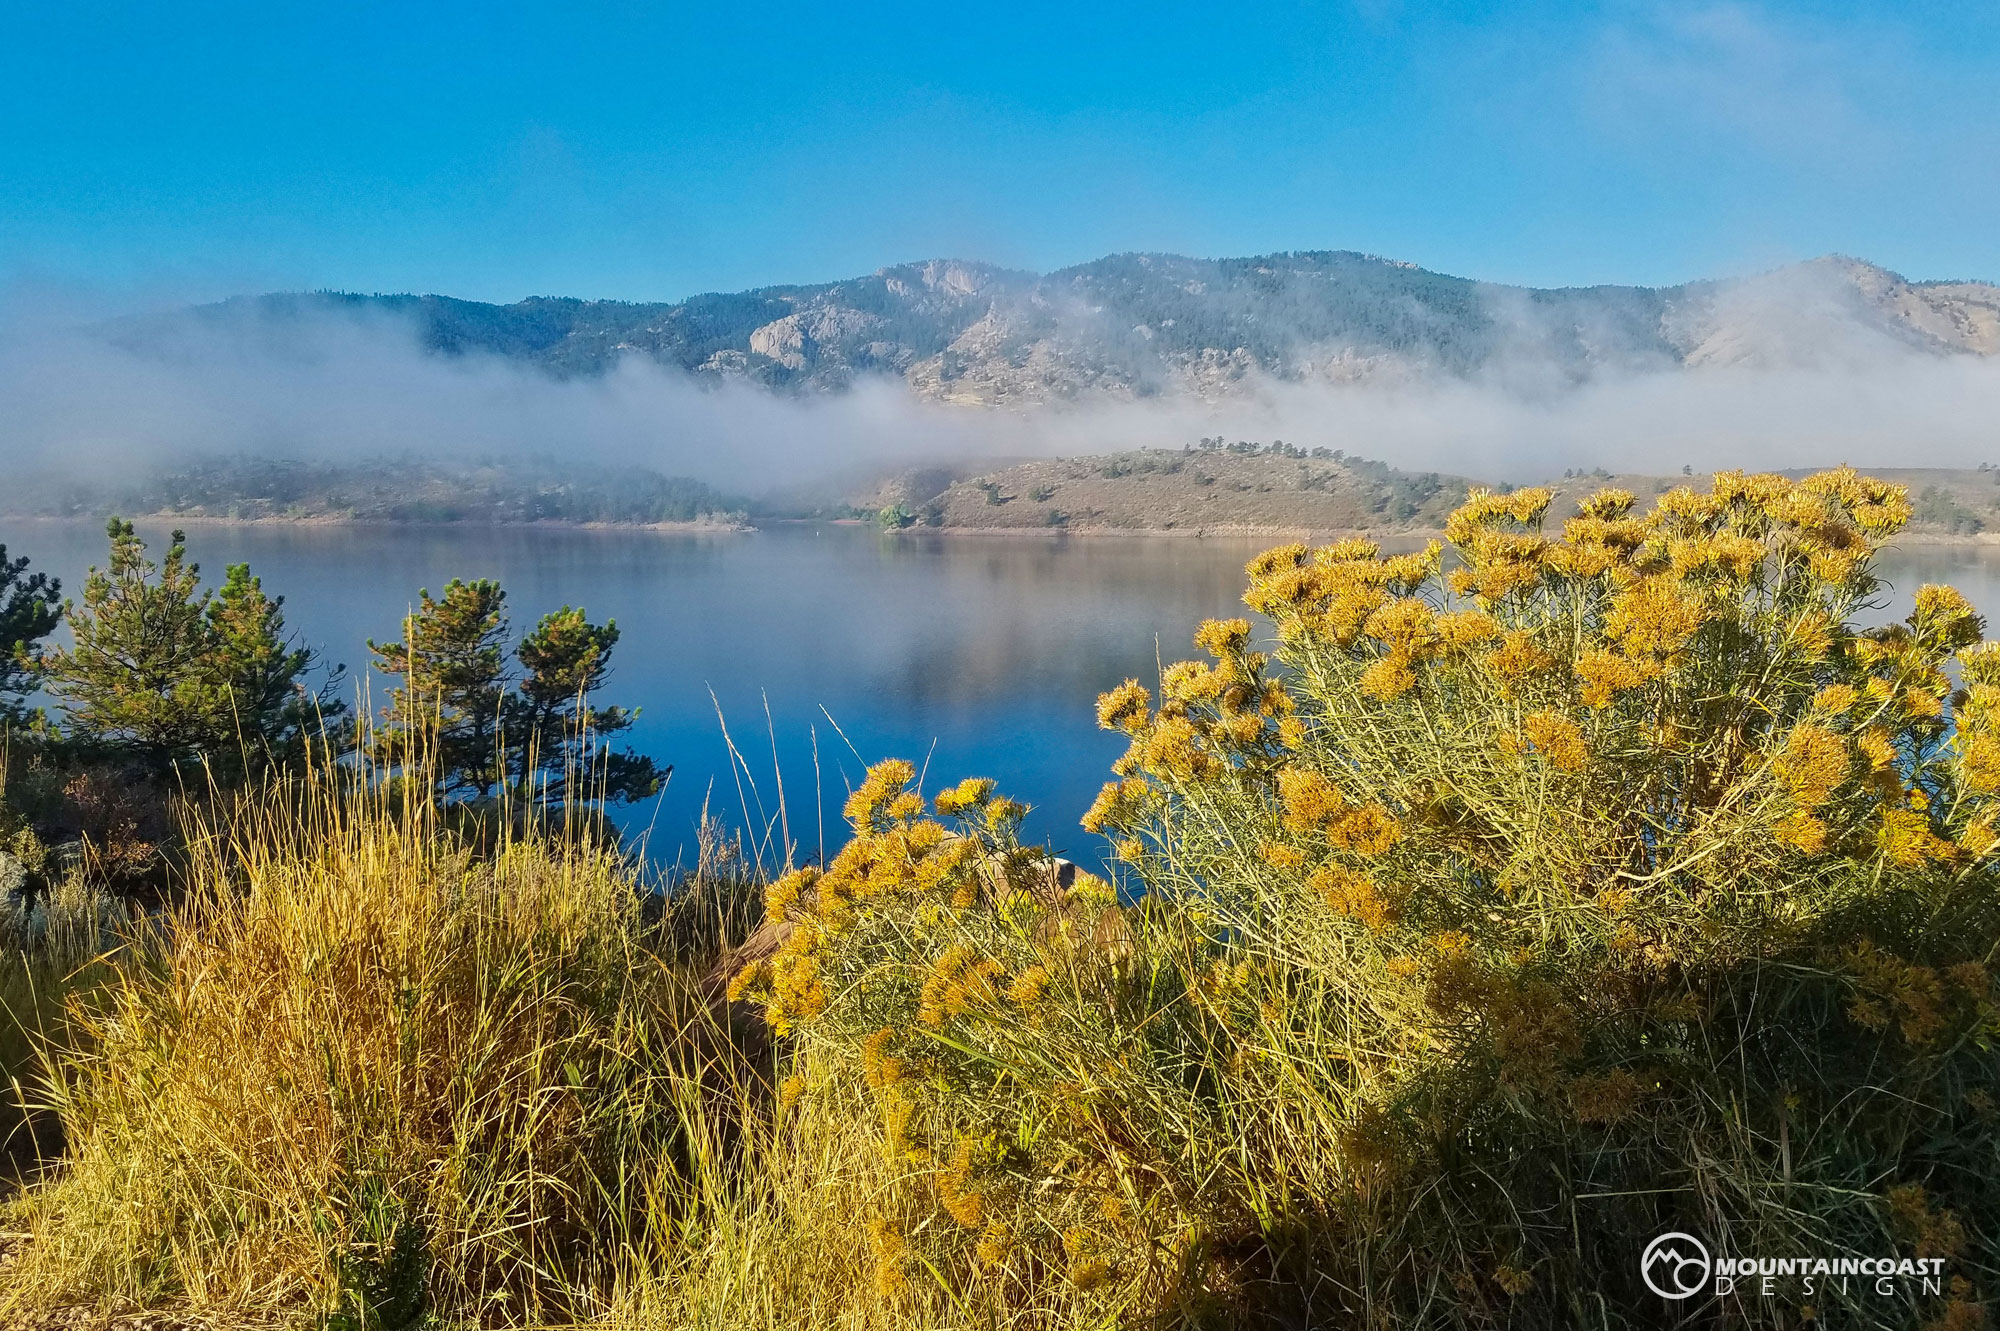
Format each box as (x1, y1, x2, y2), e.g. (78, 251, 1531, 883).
(150, 251, 2000, 404)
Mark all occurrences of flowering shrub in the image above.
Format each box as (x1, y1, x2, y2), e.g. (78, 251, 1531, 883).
(748, 470, 2000, 1326)
(731, 761, 1222, 1315)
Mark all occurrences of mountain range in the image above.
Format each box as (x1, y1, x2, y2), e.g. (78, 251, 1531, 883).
(140, 251, 2000, 405)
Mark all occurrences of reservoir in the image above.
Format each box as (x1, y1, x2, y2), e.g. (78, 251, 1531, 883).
(9, 518, 1987, 870)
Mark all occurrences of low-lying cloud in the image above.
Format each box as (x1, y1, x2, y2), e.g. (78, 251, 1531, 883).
(4, 288, 1999, 493)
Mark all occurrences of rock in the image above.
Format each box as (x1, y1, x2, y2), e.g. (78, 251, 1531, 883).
(0, 850, 26, 900)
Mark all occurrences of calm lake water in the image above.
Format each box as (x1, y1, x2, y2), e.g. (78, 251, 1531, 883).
(9, 518, 1997, 869)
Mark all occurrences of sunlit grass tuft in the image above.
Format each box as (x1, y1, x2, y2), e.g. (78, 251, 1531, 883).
(1, 762, 766, 1326)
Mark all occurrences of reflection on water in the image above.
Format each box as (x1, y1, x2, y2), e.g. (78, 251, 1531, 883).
(11, 521, 1284, 865)
(11, 518, 2000, 866)
(1868, 543, 2000, 627)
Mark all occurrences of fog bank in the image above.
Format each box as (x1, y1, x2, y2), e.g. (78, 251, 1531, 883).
(4, 293, 1998, 490)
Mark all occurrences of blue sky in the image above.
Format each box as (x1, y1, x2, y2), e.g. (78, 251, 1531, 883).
(3, 0, 1996, 302)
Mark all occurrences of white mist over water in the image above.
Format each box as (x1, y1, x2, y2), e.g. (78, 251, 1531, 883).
(4, 284, 2000, 492)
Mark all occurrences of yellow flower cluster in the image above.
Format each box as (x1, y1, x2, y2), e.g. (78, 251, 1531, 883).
(867, 1215, 908, 1297)
(1776, 725, 1851, 807)
(1886, 1184, 1970, 1264)
(729, 759, 1078, 1041)
(1275, 764, 1401, 854)
(1258, 840, 1306, 870)
(1277, 765, 1342, 831)
(1062, 1225, 1114, 1291)
(1445, 488, 1555, 602)
(862, 1026, 905, 1090)
(766, 920, 829, 1033)
(763, 865, 821, 924)
(1242, 540, 1441, 646)
(1549, 491, 1646, 577)
(1311, 863, 1394, 931)
(1963, 733, 2000, 795)
(919, 944, 1007, 1026)
(1096, 614, 1290, 783)
(1603, 575, 1708, 661)
(1574, 649, 1658, 708)
(1485, 629, 1554, 693)
(1160, 658, 1226, 704)
(1568, 1068, 1641, 1125)
(1856, 726, 1896, 775)
(1876, 807, 1957, 869)
(1006, 964, 1050, 1007)
(1357, 597, 1440, 700)
(1131, 714, 1224, 782)
(844, 758, 918, 831)
(1519, 711, 1589, 773)
(1951, 643, 2000, 835)
(934, 776, 998, 817)
(1774, 812, 1829, 854)
(1081, 777, 1150, 834)
(974, 1219, 1014, 1268)
(1911, 586, 1985, 654)
(1096, 679, 1152, 734)
(939, 1135, 990, 1228)
(1193, 616, 1252, 657)
(1845, 941, 1982, 1046)
(1796, 465, 1913, 534)
(1326, 803, 1402, 855)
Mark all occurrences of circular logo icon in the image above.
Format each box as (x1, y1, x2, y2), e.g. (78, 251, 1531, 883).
(1641, 1232, 1712, 1299)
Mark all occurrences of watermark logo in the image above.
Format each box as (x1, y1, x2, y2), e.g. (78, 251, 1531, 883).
(1639, 1232, 1949, 1300)
(1642, 1232, 1712, 1300)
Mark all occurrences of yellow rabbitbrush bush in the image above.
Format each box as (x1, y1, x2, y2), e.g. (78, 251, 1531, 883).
(3, 775, 752, 1326)
(767, 470, 2000, 1328)
(732, 762, 1225, 1325)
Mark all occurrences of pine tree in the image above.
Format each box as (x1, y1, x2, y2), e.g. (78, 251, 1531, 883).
(511, 607, 664, 803)
(369, 583, 665, 804)
(0, 542, 61, 725)
(38, 520, 333, 772)
(42, 521, 225, 765)
(207, 562, 347, 772)
(369, 579, 511, 798)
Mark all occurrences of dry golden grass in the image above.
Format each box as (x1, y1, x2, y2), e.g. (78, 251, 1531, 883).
(0, 769, 759, 1326)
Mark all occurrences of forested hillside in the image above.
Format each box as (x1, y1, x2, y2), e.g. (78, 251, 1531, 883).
(116, 251, 2000, 404)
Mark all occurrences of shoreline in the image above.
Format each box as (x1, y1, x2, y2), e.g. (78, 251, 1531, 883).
(6, 512, 1997, 547)
(0, 513, 756, 535)
(871, 521, 1447, 543)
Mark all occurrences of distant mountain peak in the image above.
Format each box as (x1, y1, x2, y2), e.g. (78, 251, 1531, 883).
(152, 249, 1999, 402)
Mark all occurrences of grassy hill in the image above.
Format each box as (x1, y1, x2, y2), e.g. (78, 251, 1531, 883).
(862, 445, 1472, 535)
(860, 448, 2000, 540)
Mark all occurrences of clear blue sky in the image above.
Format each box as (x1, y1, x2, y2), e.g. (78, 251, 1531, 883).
(4, 0, 1996, 303)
